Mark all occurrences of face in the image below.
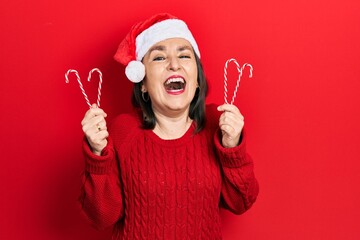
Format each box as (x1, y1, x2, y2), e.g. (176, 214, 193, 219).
(142, 38, 198, 116)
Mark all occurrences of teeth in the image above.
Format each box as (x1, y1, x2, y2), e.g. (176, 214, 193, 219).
(165, 78, 184, 85)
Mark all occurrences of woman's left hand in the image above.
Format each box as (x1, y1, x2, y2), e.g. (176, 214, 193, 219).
(217, 104, 244, 148)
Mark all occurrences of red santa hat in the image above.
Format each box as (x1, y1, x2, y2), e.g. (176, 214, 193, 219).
(114, 13, 201, 83)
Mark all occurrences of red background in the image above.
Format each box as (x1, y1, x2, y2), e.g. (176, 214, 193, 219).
(1, 0, 360, 239)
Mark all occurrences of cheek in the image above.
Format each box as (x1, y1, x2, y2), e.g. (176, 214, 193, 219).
(144, 67, 162, 87)
(144, 66, 155, 80)
(188, 67, 198, 84)
(146, 63, 168, 78)
(183, 61, 197, 77)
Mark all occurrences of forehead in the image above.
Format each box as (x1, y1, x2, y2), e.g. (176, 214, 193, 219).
(149, 38, 193, 52)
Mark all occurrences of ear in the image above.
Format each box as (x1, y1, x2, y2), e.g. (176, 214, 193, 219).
(141, 84, 147, 93)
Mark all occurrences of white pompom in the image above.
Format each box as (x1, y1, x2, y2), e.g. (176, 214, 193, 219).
(125, 60, 145, 83)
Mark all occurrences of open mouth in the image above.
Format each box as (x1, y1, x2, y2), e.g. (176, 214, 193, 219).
(164, 77, 186, 93)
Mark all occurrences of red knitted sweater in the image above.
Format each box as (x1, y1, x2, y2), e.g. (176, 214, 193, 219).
(80, 104, 259, 240)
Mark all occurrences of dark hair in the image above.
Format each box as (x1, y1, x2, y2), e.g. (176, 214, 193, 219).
(131, 53, 208, 133)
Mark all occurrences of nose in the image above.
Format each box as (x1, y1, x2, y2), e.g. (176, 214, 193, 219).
(167, 57, 181, 71)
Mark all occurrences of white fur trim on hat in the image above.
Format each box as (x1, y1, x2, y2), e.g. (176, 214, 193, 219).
(125, 60, 145, 83)
(135, 19, 200, 61)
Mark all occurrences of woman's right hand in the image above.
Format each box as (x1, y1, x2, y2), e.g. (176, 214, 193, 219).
(81, 103, 109, 156)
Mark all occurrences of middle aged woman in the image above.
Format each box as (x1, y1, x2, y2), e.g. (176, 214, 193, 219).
(79, 13, 259, 240)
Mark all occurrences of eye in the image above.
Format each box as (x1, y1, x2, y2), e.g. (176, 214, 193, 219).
(153, 56, 165, 61)
(179, 55, 191, 59)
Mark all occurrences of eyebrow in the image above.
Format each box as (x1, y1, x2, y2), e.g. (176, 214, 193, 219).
(148, 45, 166, 54)
(178, 45, 193, 52)
(148, 44, 193, 54)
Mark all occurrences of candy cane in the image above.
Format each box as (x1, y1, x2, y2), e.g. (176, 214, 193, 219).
(224, 58, 253, 105)
(65, 68, 103, 108)
(87, 68, 103, 107)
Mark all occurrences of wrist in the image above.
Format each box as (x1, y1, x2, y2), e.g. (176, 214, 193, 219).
(92, 149, 102, 156)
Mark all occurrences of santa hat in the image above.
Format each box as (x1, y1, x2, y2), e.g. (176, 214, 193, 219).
(114, 13, 201, 83)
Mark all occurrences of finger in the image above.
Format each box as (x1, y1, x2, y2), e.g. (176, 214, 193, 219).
(219, 114, 244, 136)
(219, 123, 236, 137)
(89, 107, 107, 118)
(88, 129, 108, 142)
(219, 111, 244, 125)
(82, 115, 106, 132)
(217, 104, 240, 114)
(219, 115, 244, 136)
(219, 120, 244, 136)
(96, 120, 108, 131)
(92, 115, 107, 126)
(100, 130, 109, 139)
(220, 112, 244, 127)
(95, 129, 109, 140)
(83, 115, 105, 127)
(82, 105, 107, 123)
(220, 123, 243, 146)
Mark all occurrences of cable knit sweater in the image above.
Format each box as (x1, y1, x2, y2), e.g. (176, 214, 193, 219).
(80, 104, 259, 240)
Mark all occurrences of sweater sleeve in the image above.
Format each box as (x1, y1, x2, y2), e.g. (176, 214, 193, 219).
(79, 136, 125, 230)
(214, 128, 259, 215)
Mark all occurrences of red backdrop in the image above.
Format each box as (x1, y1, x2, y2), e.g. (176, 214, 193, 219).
(1, 0, 360, 239)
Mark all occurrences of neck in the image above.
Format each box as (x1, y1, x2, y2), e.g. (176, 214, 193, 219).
(153, 110, 193, 140)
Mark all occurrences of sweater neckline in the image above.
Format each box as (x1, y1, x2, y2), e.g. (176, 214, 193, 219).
(145, 122, 196, 147)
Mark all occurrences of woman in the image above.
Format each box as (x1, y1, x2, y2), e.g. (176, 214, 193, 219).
(79, 13, 259, 239)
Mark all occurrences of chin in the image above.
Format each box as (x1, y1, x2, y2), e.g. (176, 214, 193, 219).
(166, 101, 190, 112)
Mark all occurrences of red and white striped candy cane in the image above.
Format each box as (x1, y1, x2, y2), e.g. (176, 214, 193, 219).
(65, 68, 103, 108)
(87, 68, 103, 107)
(223, 58, 253, 105)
